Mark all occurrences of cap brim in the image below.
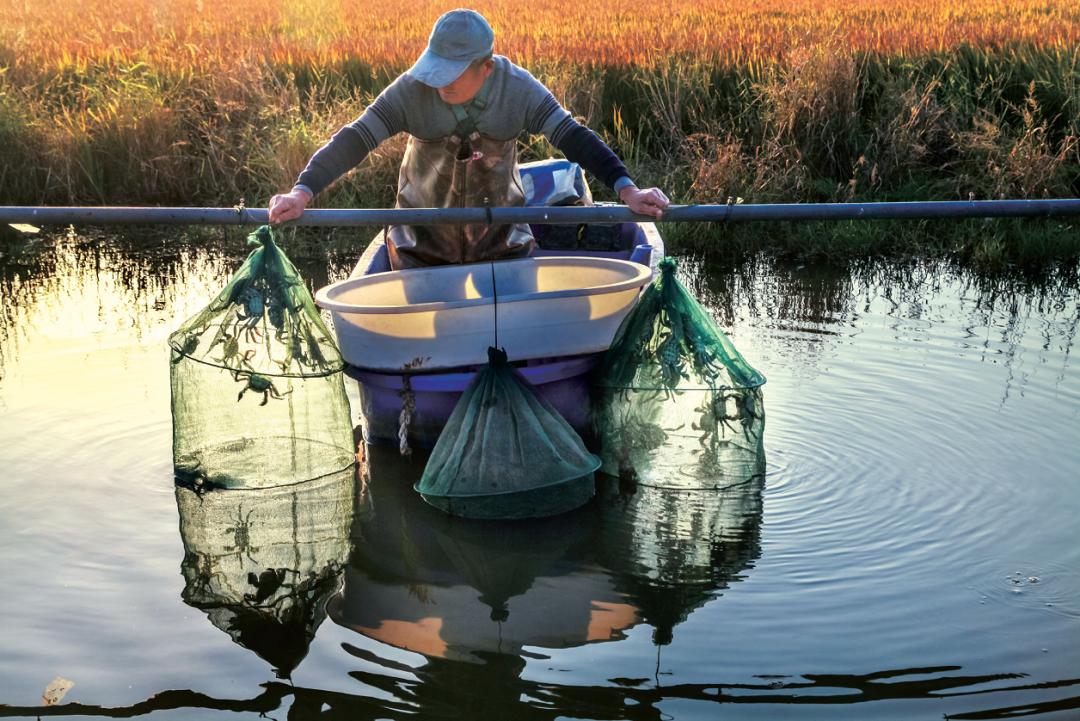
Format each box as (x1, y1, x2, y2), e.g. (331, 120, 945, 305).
(407, 48, 472, 89)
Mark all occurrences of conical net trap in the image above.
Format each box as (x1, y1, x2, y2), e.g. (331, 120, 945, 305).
(169, 226, 355, 489)
(416, 347, 600, 519)
(592, 257, 766, 489)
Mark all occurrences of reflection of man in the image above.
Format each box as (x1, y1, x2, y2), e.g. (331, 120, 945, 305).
(268, 8, 669, 269)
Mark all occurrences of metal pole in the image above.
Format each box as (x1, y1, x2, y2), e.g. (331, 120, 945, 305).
(2, 199, 1080, 227)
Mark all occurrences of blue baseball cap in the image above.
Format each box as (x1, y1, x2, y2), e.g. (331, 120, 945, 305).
(407, 9, 494, 88)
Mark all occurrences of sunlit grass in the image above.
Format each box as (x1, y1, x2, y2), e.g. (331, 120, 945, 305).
(0, 0, 1077, 265)
(2, 0, 1077, 73)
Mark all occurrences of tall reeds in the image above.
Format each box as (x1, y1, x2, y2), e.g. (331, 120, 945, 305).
(1, 0, 1078, 264)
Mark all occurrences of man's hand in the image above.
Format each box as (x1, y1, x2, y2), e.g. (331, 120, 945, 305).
(268, 188, 312, 225)
(619, 185, 670, 220)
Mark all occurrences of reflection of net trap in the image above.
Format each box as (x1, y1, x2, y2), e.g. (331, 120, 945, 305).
(593, 257, 766, 489)
(169, 226, 355, 489)
(595, 473, 763, 645)
(176, 468, 355, 678)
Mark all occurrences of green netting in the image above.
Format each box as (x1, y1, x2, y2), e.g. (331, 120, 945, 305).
(415, 347, 600, 520)
(593, 257, 766, 489)
(176, 467, 355, 678)
(169, 225, 355, 489)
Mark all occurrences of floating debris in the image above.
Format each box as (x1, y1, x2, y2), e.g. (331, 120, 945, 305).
(42, 677, 74, 706)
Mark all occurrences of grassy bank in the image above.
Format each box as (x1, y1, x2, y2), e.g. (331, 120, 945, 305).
(1, 0, 1078, 267)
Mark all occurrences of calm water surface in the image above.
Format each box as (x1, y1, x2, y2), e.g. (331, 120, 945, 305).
(0, 229, 1077, 719)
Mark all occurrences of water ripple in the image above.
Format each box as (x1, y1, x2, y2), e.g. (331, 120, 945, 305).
(970, 560, 1080, 620)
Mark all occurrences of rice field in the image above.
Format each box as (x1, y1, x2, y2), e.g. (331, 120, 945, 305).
(3, 0, 1078, 71)
(1, 0, 1078, 264)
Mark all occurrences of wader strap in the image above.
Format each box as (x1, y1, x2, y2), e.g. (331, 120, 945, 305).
(449, 76, 491, 142)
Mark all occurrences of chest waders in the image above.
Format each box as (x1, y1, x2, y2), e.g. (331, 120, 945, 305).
(386, 80, 534, 269)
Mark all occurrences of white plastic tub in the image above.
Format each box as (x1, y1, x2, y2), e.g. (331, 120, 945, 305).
(315, 257, 652, 371)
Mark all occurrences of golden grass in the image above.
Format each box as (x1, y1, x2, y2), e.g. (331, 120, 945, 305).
(1, 0, 1077, 269)
(2, 0, 1077, 78)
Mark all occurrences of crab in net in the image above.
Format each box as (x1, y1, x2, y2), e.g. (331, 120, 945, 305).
(244, 568, 300, 605)
(233, 369, 292, 405)
(224, 505, 260, 565)
(234, 287, 266, 343)
(214, 334, 257, 370)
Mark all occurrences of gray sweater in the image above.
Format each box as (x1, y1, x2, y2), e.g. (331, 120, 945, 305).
(295, 56, 633, 197)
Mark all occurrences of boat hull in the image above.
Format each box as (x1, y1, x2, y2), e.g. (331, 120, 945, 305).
(348, 354, 599, 449)
(336, 218, 664, 449)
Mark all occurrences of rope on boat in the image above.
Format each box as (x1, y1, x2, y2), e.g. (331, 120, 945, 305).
(398, 376, 415, 457)
(490, 261, 499, 350)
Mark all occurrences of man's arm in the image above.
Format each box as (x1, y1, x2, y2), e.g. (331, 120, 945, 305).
(526, 90, 669, 219)
(547, 117, 667, 217)
(269, 78, 409, 224)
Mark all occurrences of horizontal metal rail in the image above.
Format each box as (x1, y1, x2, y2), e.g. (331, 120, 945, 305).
(2, 199, 1080, 227)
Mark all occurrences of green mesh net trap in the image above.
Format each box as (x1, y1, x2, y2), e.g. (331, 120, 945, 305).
(415, 347, 601, 520)
(592, 257, 766, 489)
(176, 467, 355, 678)
(169, 226, 355, 490)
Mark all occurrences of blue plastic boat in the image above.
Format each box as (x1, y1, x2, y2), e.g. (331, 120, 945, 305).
(316, 161, 664, 449)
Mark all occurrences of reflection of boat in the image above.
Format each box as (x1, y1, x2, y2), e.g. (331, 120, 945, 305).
(175, 468, 355, 678)
(4, 664, 1065, 719)
(328, 446, 641, 663)
(315, 164, 664, 449)
(329, 443, 765, 664)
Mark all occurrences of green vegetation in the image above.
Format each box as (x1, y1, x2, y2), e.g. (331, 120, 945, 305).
(1, 44, 1077, 268)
